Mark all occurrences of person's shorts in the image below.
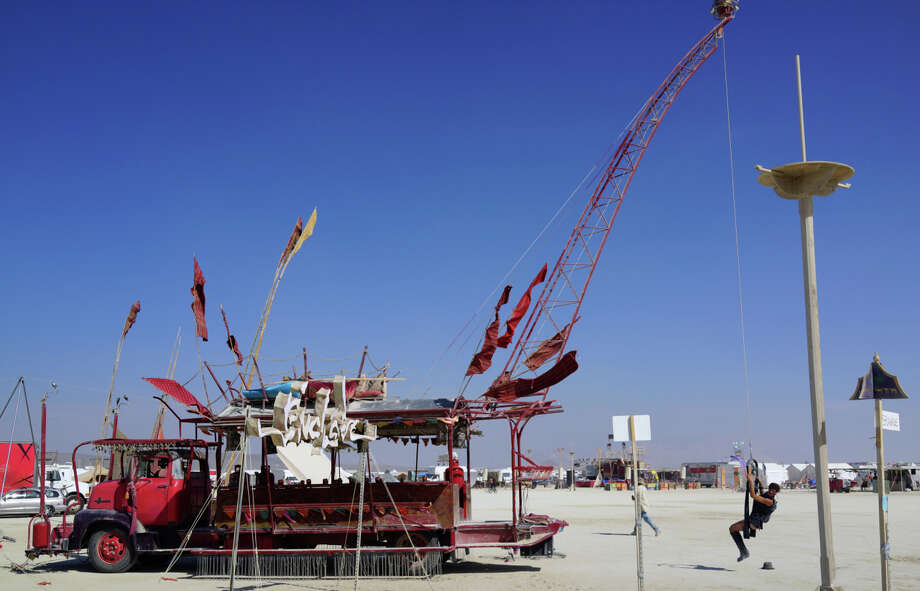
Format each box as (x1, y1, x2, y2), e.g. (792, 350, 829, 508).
(749, 515, 766, 529)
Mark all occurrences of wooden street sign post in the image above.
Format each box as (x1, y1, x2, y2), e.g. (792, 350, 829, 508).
(850, 354, 909, 591)
(613, 414, 651, 591)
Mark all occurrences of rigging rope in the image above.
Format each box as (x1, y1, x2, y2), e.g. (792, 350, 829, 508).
(418, 82, 659, 398)
(353, 443, 367, 589)
(0, 385, 23, 495)
(415, 149, 614, 397)
(161, 439, 239, 578)
(721, 34, 754, 460)
(369, 451, 436, 589)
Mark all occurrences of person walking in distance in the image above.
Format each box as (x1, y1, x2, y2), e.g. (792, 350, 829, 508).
(631, 479, 660, 536)
(729, 464, 780, 561)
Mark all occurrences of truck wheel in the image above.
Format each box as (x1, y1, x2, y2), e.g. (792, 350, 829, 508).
(88, 527, 136, 573)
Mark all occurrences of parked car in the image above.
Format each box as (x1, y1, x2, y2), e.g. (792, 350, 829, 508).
(0, 487, 68, 516)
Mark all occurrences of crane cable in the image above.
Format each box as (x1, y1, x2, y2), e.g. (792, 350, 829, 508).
(414, 98, 653, 398)
(720, 34, 754, 461)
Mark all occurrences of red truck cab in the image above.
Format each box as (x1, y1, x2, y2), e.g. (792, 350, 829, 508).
(42, 439, 214, 573)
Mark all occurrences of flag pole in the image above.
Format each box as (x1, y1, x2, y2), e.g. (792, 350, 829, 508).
(245, 211, 316, 387)
(152, 326, 181, 438)
(245, 263, 284, 387)
(97, 301, 140, 469)
(195, 336, 211, 408)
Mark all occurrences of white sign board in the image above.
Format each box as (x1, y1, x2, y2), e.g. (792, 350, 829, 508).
(881, 410, 900, 432)
(612, 415, 651, 442)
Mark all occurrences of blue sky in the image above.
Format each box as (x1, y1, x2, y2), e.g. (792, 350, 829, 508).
(1, 2, 917, 470)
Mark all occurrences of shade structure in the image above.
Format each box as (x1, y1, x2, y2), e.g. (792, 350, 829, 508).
(757, 161, 854, 200)
(850, 354, 910, 401)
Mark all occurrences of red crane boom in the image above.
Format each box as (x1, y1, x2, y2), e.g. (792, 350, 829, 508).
(493, 5, 738, 395)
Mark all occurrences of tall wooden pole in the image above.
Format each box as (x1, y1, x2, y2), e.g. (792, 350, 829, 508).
(101, 336, 124, 439)
(630, 415, 644, 591)
(875, 398, 889, 590)
(794, 55, 837, 590)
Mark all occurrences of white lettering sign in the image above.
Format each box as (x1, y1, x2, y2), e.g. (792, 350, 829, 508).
(881, 410, 900, 432)
(248, 376, 376, 450)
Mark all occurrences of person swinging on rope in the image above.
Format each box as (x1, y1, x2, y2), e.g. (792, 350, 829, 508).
(729, 463, 780, 561)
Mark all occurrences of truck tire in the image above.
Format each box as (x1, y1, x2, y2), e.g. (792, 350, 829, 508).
(88, 527, 136, 573)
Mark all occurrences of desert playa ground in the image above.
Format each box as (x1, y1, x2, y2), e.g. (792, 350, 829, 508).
(2, 487, 919, 590)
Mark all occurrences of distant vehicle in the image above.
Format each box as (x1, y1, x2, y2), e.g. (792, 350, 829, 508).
(682, 462, 728, 488)
(0, 487, 68, 516)
(44, 464, 92, 509)
(829, 477, 852, 493)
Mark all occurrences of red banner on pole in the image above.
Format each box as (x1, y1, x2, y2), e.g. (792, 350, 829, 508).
(497, 263, 546, 348)
(279, 217, 303, 265)
(122, 301, 141, 338)
(465, 285, 512, 376)
(191, 257, 208, 341)
(219, 305, 243, 365)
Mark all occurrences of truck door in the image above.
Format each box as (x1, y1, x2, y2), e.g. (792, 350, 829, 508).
(186, 452, 209, 515)
(165, 453, 189, 526)
(134, 455, 171, 526)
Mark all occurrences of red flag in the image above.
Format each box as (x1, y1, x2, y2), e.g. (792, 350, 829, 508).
(523, 322, 572, 371)
(220, 305, 243, 365)
(122, 301, 141, 338)
(279, 217, 303, 265)
(191, 257, 208, 341)
(484, 350, 579, 401)
(465, 285, 512, 376)
(497, 264, 547, 348)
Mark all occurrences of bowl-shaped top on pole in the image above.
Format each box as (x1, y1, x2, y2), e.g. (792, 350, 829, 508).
(756, 161, 854, 200)
(850, 353, 910, 401)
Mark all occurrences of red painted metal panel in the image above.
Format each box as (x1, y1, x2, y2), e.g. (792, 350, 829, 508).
(0, 442, 35, 494)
